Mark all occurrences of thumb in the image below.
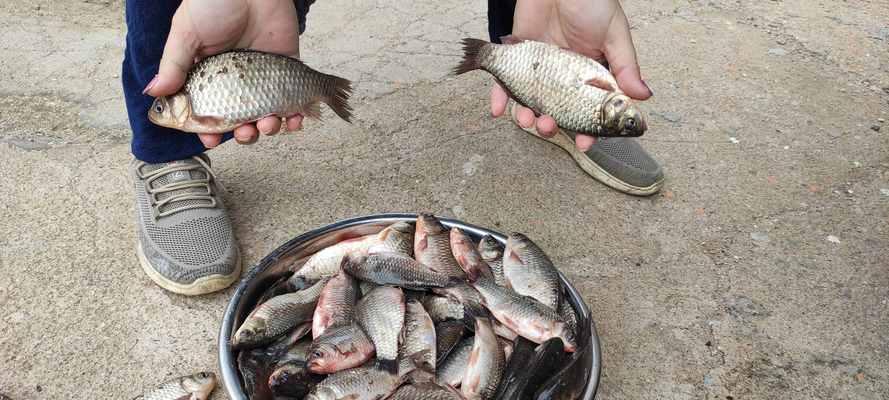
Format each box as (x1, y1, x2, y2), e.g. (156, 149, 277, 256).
(603, 8, 652, 101)
(145, 10, 199, 97)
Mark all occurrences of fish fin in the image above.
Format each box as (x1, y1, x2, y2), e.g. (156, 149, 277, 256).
(584, 76, 619, 92)
(376, 358, 399, 375)
(320, 73, 354, 123)
(453, 38, 489, 75)
(299, 101, 323, 121)
(499, 34, 524, 45)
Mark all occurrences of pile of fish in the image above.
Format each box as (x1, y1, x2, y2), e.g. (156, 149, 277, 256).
(232, 214, 582, 400)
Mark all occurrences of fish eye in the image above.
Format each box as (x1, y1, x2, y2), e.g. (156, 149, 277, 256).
(625, 118, 636, 129)
(153, 102, 164, 114)
(311, 350, 323, 359)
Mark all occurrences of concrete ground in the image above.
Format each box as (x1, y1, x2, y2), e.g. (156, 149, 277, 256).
(1, 0, 887, 399)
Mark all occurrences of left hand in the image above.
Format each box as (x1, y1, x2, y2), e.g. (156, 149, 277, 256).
(489, 0, 652, 151)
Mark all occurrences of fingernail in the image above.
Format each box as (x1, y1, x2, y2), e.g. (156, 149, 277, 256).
(642, 80, 653, 96)
(142, 75, 159, 95)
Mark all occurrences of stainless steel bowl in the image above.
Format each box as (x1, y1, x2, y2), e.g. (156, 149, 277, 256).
(218, 213, 602, 399)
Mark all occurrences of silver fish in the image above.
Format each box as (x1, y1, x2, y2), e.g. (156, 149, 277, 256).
(453, 38, 647, 137)
(477, 235, 508, 287)
(134, 372, 216, 400)
(313, 270, 360, 339)
(398, 299, 437, 377)
(436, 336, 474, 387)
(343, 252, 461, 290)
(148, 49, 352, 133)
(471, 277, 575, 352)
(502, 233, 561, 310)
(387, 381, 466, 400)
(435, 320, 466, 364)
(422, 294, 465, 323)
(305, 363, 400, 400)
(461, 318, 506, 400)
(450, 228, 494, 282)
(368, 221, 415, 257)
(307, 323, 376, 374)
(355, 286, 406, 365)
(415, 214, 466, 279)
(232, 277, 328, 349)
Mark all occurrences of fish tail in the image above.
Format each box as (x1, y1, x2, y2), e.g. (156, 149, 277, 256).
(321, 73, 354, 123)
(453, 38, 489, 75)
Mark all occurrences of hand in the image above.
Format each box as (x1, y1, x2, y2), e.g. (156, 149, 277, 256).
(143, 0, 303, 147)
(489, 0, 652, 151)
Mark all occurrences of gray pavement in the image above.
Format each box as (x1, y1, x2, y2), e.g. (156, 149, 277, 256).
(1, 1, 887, 399)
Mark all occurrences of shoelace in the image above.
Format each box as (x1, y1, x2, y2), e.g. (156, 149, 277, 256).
(138, 156, 220, 219)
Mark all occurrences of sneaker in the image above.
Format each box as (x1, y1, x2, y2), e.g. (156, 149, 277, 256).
(130, 154, 241, 295)
(508, 100, 665, 196)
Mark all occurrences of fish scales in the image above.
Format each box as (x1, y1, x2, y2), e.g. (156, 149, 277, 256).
(478, 236, 508, 287)
(305, 364, 399, 400)
(355, 286, 405, 363)
(135, 372, 216, 400)
(436, 336, 474, 387)
(398, 299, 437, 376)
(313, 271, 360, 339)
(462, 319, 506, 400)
(502, 233, 561, 310)
(387, 382, 465, 400)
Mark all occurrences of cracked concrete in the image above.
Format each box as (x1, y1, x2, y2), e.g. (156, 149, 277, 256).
(1, 0, 888, 399)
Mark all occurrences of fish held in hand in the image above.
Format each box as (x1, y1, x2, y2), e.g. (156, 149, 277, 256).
(134, 372, 216, 400)
(502, 232, 561, 310)
(148, 49, 353, 134)
(307, 323, 376, 374)
(453, 38, 647, 137)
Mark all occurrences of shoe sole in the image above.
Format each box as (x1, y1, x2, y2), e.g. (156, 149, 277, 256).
(137, 243, 242, 296)
(509, 104, 663, 196)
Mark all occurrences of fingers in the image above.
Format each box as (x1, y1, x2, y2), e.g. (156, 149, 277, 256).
(575, 134, 596, 152)
(145, 7, 200, 97)
(234, 124, 259, 144)
(198, 133, 223, 148)
(603, 7, 652, 101)
(257, 116, 282, 136)
(535, 115, 558, 138)
(490, 83, 508, 117)
(515, 106, 535, 129)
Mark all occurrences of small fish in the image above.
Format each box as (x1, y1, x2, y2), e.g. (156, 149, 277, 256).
(313, 271, 360, 339)
(307, 323, 376, 374)
(414, 214, 466, 279)
(304, 362, 400, 400)
(398, 299, 438, 377)
(450, 228, 494, 282)
(435, 320, 466, 365)
(461, 318, 506, 400)
(477, 236, 508, 287)
(287, 235, 377, 290)
(471, 277, 575, 352)
(343, 252, 462, 290)
(355, 286, 406, 366)
(502, 233, 561, 310)
(387, 381, 466, 400)
(232, 278, 328, 349)
(148, 49, 352, 134)
(436, 336, 474, 387)
(453, 38, 647, 138)
(134, 372, 216, 400)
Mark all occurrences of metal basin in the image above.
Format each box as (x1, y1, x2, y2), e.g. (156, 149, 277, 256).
(218, 213, 602, 399)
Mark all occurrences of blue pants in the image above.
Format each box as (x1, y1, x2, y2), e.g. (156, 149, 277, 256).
(123, 0, 513, 163)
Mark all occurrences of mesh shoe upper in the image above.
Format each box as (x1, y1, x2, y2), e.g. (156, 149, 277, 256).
(131, 155, 239, 285)
(564, 132, 664, 189)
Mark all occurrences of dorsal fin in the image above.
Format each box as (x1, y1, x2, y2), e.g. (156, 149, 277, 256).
(584, 76, 619, 92)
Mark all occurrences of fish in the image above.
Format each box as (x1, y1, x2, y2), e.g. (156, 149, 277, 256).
(435, 320, 466, 364)
(477, 236, 508, 287)
(343, 252, 462, 290)
(499, 338, 514, 362)
(368, 221, 415, 257)
(398, 299, 437, 377)
(269, 340, 323, 398)
(453, 38, 647, 138)
(359, 280, 377, 296)
(422, 294, 465, 323)
(355, 286, 406, 367)
(387, 381, 466, 400)
(471, 277, 575, 352)
(434, 284, 512, 340)
(450, 228, 494, 282)
(436, 336, 474, 387)
(313, 271, 360, 339)
(134, 372, 216, 400)
(232, 277, 328, 349)
(502, 233, 561, 310)
(304, 362, 400, 400)
(558, 299, 578, 349)
(491, 338, 569, 400)
(238, 326, 311, 399)
(414, 214, 466, 279)
(148, 49, 352, 134)
(307, 323, 376, 374)
(461, 318, 506, 400)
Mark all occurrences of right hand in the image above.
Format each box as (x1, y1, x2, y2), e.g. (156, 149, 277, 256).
(143, 0, 302, 147)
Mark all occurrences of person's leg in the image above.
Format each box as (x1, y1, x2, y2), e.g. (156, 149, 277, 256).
(486, 0, 664, 196)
